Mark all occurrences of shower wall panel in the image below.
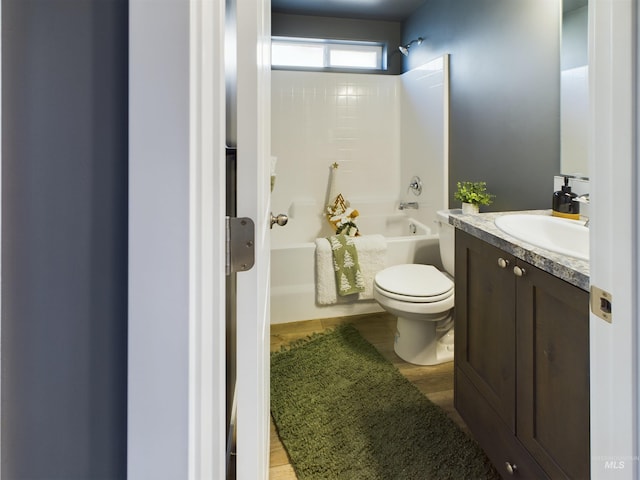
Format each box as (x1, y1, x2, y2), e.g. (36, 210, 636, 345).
(400, 55, 449, 227)
(271, 71, 401, 221)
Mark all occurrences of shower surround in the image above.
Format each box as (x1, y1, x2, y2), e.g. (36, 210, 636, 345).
(270, 56, 448, 324)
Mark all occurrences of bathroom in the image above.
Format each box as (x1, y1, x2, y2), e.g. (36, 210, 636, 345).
(118, 0, 636, 475)
(269, 0, 567, 325)
(268, 0, 600, 477)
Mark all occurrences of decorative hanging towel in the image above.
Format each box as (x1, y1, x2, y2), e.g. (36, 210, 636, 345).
(325, 163, 361, 236)
(329, 234, 366, 296)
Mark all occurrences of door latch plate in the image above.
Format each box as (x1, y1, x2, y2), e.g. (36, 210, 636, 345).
(226, 217, 255, 275)
(590, 285, 612, 323)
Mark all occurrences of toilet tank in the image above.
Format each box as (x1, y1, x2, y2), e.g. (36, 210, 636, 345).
(436, 209, 460, 276)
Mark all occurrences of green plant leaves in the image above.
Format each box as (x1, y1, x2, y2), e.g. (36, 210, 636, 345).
(454, 181, 494, 206)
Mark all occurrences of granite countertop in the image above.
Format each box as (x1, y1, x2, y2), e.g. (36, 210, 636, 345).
(449, 209, 589, 292)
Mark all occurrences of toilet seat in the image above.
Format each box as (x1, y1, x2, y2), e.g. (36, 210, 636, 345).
(374, 264, 454, 303)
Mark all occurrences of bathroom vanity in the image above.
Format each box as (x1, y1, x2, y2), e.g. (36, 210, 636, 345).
(451, 211, 589, 479)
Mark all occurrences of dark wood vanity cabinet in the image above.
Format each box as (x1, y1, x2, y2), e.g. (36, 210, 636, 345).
(454, 230, 590, 479)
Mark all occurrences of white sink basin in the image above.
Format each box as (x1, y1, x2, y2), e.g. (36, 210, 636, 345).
(494, 214, 589, 261)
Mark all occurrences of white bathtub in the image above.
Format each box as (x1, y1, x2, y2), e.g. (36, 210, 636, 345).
(270, 212, 441, 324)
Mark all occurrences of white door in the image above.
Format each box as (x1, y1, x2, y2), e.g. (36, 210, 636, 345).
(235, 0, 272, 478)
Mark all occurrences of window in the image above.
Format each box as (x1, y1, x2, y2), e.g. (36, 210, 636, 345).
(272, 37, 385, 71)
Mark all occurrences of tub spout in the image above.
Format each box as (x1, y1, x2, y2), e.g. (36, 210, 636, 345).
(399, 202, 419, 210)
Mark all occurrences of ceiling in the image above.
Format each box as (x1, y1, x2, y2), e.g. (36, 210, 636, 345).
(272, 0, 589, 22)
(271, 0, 429, 21)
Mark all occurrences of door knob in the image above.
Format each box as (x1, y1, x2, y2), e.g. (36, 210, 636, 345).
(505, 461, 518, 475)
(270, 213, 288, 229)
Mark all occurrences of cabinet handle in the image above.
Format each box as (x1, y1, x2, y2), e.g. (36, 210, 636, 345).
(497, 257, 510, 269)
(505, 461, 518, 475)
(513, 266, 526, 277)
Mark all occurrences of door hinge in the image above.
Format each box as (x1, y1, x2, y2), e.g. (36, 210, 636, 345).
(590, 285, 612, 323)
(226, 216, 255, 275)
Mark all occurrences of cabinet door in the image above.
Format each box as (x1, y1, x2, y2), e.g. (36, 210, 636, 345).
(455, 230, 517, 431)
(516, 261, 590, 479)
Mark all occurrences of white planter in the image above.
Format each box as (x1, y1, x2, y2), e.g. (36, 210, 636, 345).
(462, 202, 480, 214)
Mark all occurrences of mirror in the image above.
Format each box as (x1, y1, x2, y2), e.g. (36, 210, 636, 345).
(561, 0, 589, 177)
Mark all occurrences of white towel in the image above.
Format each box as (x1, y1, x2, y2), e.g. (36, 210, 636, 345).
(315, 234, 387, 305)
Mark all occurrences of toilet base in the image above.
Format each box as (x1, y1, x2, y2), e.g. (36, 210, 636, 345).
(394, 315, 454, 366)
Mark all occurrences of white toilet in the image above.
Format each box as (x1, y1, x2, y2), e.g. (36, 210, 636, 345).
(373, 209, 458, 365)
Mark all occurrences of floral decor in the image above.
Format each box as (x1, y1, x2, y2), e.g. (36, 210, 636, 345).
(326, 193, 360, 236)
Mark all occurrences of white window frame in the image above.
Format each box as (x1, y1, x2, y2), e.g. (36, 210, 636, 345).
(271, 36, 385, 71)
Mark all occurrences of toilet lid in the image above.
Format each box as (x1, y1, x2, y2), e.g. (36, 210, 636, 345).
(375, 264, 453, 298)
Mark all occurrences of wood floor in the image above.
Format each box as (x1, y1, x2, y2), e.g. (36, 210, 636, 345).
(269, 312, 468, 480)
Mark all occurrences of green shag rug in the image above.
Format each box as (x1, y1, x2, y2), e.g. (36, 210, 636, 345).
(271, 324, 500, 480)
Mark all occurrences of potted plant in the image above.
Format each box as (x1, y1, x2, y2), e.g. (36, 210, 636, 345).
(454, 181, 494, 214)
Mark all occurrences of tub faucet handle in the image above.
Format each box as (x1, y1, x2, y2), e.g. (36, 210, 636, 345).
(408, 176, 422, 196)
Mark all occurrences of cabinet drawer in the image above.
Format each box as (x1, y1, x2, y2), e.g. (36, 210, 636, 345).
(456, 368, 548, 479)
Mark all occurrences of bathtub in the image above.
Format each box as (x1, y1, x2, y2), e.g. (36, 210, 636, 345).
(270, 211, 441, 324)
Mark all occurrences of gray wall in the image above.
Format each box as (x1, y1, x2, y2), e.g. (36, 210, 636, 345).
(404, 0, 561, 211)
(2, 0, 128, 478)
(272, 13, 403, 74)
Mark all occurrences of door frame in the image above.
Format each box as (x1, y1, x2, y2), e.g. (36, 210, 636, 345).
(128, 0, 226, 478)
(188, 0, 227, 477)
(589, 1, 639, 477)
(126, 1, 639, 478)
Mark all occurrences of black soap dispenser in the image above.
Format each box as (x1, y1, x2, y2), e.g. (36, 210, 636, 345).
(552, 176, 580, 220)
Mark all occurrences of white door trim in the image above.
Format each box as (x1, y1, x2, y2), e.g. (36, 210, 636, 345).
(129, 0, 227, 477)
(188, 0, 226, 478)
(128, 0, 191, 476)
(589, 0, 638, 477)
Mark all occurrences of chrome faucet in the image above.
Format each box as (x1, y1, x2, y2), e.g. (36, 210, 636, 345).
(575, 194, 589, 226)
(399, 202, 419, 210)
